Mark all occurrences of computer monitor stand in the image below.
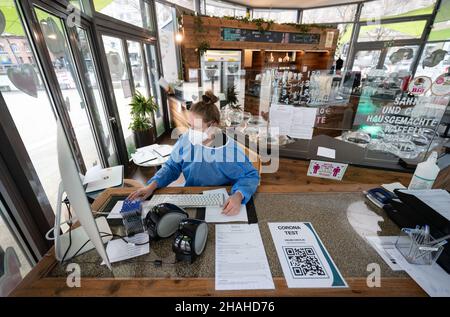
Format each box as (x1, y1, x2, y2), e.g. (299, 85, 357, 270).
(52, 182, 112, 262)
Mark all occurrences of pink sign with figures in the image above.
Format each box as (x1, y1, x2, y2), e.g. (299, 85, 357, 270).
(307, 160, 348, 181)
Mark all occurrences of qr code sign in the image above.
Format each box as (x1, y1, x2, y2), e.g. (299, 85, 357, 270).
(283, 246, 328, 279)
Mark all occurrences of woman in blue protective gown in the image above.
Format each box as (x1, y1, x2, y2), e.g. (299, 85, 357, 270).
(128, 91, 259, 216)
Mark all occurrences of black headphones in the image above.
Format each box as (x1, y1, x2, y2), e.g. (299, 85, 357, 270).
(144, 203, 188, 241)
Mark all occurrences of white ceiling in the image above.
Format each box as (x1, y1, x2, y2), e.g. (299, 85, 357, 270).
(228, 0, 365, 9)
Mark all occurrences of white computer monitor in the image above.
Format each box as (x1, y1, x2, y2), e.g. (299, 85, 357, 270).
(56, 120, 111, 269)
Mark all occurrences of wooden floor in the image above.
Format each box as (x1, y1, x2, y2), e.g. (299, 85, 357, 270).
(128, 157, 413, 193)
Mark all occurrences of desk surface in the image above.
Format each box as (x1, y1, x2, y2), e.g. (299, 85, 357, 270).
(11, 186, 426, 297)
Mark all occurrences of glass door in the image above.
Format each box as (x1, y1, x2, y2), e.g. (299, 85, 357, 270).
(0, 199, 32, 296)
(33, 7, 102, 170)
(144, 43, 165, 137)
(102, 35, 136, 156)
(72, 27, 119, 166)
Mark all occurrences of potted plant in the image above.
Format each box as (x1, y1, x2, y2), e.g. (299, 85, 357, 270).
(129, 91, 158, 148)
(225, 85, 243, 125)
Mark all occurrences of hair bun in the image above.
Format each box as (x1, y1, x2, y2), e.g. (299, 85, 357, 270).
(202, 90, 219, 105)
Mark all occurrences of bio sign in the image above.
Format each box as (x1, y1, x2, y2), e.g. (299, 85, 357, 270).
(408, 76, 432, 95)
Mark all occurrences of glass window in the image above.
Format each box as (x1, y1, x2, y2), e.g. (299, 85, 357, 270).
(302, 4, 357, 23)
(102, 35, 136, 156)
(415, 42, 450, 81)
(69, 0, 83, 10)
(145, 44, 166, 136)
(0, 200, 32, 296)
(360, 0, 436, 20)
(164, 0, 195, 11)
(384, 45, 420, 73)
(0, 1, 61, 210)
(352, 50, 382, 80)
(252, 9, 297, 24)
(156, 2, 180, 83)
(429, 0, 450, 41)
(358, 20, 427, 42)
(36, 8, 101, 169)
(93, 0, 153, 30)
(76, 28, 119, 166)
(205, 0, 247, 17)
(127, 41, 147, 97)
(336, 23, 354, 61)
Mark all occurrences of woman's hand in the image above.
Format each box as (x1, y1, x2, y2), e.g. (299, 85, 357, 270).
(222, 192, 243, 216)
(127, 183, 156, 201)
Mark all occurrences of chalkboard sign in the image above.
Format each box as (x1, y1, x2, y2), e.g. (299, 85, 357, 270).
(288, 33, 320, 44)
(221, 27, 321, 45)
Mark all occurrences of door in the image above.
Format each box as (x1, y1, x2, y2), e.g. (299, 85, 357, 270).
(144, 43, 166, 137)
(72, 26, 120, 166)
(101, 35, 136, 156)
(32, 6, 108, 171)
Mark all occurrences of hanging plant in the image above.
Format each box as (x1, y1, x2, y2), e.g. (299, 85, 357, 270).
(252, 18, 274, 33)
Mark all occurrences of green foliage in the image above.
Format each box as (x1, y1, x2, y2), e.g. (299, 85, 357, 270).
(129, 115, 152, 132)
(251, 18, 274, 33)
(197, 40, 210, 56)
(225, 85, 239, 108)
(129, 91, 158, 132)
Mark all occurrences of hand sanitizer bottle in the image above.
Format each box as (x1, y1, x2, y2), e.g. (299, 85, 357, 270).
(408, 151, 440, 190)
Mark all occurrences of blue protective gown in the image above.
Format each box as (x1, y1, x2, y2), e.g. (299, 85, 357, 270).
(147, 133, 259, 204)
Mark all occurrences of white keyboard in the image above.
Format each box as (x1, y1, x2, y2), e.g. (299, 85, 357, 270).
(148, 193, 225, 207)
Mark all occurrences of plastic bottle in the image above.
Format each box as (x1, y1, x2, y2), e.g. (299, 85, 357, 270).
(408, 151, 440, 190)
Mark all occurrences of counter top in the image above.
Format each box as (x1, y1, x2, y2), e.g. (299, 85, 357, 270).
(11, 187, 425, 296)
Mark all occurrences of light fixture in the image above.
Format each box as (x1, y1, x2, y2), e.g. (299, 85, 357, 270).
(175, 32, 183, 43)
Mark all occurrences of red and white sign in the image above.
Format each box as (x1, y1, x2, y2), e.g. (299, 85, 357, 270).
(307, 160, 348, 181)
(408, 76, 432, 95)
(431, 73, 450, 96)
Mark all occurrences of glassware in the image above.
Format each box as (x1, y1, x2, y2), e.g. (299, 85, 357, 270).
(243, 111, 252, 123)
(396, 227, 447, 265)
(227, 107, 244, 126)
(342, 130, 371, 145)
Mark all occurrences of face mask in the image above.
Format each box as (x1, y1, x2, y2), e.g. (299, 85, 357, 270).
(188, 128, 208, 145)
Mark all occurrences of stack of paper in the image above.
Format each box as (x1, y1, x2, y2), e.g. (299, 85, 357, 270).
(215, 224, 274, 290)
(386, 247, 450, 297)
(399, 189, 450, 221)
(365, 236, 402, 271)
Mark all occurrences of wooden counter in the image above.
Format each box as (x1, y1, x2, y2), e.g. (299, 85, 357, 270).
(10, 185, 426, 297)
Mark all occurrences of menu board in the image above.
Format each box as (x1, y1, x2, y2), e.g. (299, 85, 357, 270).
(221, 27, 321, 44)
(288, 33, 321, 44)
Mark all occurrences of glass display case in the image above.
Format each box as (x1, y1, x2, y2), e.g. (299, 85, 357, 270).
(169, 66, 449, 171)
